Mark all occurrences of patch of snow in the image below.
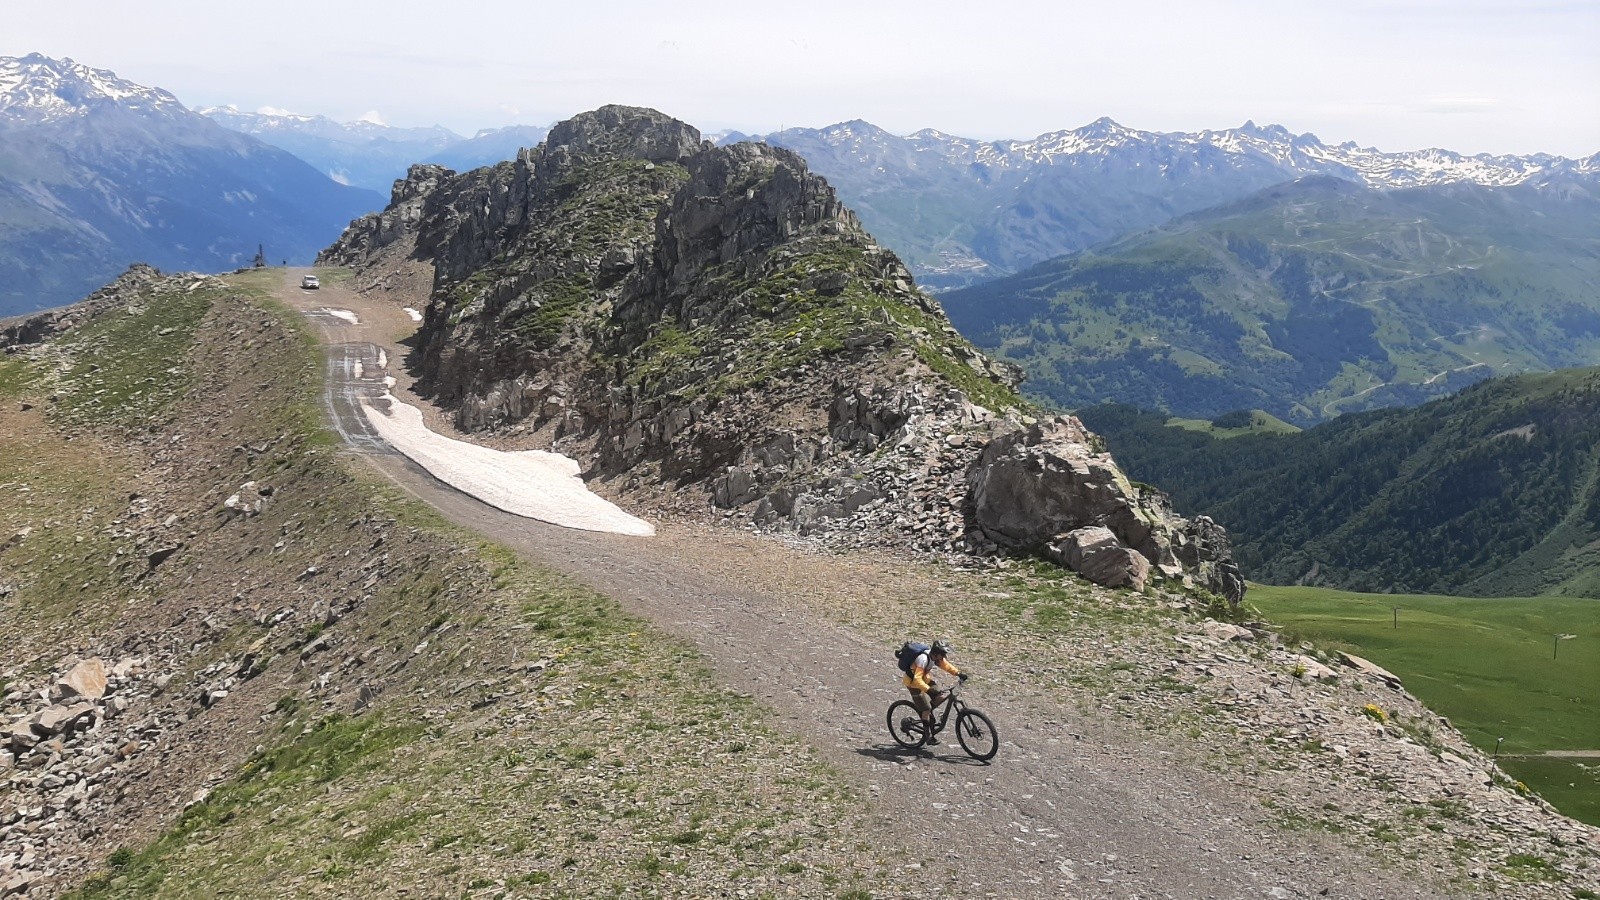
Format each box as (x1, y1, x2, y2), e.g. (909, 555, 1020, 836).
(319, 308, 360, 325)
(403, 308, 423, 322)
(361, 392, 655, 536)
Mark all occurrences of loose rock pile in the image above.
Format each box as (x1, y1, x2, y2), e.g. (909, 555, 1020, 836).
(1, 658, 156, 894)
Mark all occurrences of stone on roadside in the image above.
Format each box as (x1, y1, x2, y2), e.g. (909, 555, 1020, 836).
(1338, 652, 1403, 688)
(1045, 526, 1151, 591)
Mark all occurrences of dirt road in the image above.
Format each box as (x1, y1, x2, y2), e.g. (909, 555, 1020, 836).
(277, 268, 1442, 899)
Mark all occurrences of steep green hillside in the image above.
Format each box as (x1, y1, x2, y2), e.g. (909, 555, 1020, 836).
(946, 176, 1600, 425)
(1078, 366, 1600, 597)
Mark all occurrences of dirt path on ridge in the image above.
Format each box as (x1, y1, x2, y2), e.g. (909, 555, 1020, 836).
(274, 268, 1446, 900)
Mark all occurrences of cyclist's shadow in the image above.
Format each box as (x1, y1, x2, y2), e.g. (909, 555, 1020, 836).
(853, 744, 992, 766)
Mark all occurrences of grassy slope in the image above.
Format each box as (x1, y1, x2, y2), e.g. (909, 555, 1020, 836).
(624, 236, 1025, 414)
(1250, 584, 1600, 825)
(1, 271, 886, 898)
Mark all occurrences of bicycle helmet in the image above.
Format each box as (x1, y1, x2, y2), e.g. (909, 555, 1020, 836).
(930, 640, 952, 656)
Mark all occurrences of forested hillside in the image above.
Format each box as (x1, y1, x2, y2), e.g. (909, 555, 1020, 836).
(1078, 367, 1600, 597)
(946, 176, 1600, 425)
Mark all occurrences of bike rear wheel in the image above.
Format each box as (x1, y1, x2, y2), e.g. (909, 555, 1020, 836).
(887, 700, 929, 750)
(955, 708, 999, 761)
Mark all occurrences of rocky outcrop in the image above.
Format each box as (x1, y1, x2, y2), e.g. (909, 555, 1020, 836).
(316, 164, 451, 267)
(969, 417, 1246, 602)
(321, 105, 1247, 604)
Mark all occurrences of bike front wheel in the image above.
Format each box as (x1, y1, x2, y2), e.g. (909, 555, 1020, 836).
(887, 700, 929, 750)
(955, 708, 999, 761)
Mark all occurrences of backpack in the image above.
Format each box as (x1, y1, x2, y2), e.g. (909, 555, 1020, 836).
(896, 641, 929, 675)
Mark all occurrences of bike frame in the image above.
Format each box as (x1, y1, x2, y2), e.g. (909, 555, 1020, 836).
(924, 682, 968, 734)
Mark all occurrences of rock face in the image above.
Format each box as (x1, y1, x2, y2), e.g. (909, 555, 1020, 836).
(323, 105, 1247, 604)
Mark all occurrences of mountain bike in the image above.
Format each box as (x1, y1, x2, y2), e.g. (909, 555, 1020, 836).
(886, 681, 999, 761)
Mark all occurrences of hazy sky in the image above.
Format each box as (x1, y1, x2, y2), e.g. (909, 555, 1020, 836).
(8, 1, 1598, 156)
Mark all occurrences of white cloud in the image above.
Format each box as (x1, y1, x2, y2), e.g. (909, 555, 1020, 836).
(355, 110, 386, 125)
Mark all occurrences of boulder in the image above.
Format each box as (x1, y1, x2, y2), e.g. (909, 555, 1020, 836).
(711, 465, 762, 509)
(224, 481, 267, 516)
(1339, 652, 1403, 688)
(968, 416, 1245, 604)
(1046, 526, 1150, 591)
(53, 658, 107, 701)
(1293, 654, 1338, 680)
(1201, 620, 1256, 643)
(34, 702, 96, 737)
(7, 714, 41, 752)
(968, 416, 1150, 547)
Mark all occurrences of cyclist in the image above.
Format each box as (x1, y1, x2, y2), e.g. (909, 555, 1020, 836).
(904, 640, 968, 744)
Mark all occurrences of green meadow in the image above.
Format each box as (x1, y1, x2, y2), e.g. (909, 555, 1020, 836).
(1249, 584, 1600, 825)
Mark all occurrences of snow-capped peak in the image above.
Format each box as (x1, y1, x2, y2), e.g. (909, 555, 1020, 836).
(796, 115, 1594, 190)
(0, 53, 183, 124)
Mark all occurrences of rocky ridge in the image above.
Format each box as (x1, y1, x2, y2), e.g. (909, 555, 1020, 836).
(321, 105, 1245, 603)
(2, 265, 170, 351)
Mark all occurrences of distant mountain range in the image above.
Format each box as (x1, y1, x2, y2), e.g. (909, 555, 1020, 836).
(200, 107, 550, 193)
(745, 119, 1600, 290)
(939, 174, 1600, 424)
(1077, 365, 1600, 598)
(0, 53, 381, 317)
